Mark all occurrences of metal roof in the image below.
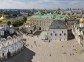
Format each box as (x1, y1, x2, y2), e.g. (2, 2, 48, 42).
(49, 20, 67, 29)
(31, 13, 65, 20)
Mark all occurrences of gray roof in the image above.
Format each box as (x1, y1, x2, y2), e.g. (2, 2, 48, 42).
(67, 20, 76, 25)
(79, 27, 84, 32)
(75, 24, 84, 34)
(49, 20, 67, 29)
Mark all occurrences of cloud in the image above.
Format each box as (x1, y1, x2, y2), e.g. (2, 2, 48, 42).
(0, 0, 83, 9)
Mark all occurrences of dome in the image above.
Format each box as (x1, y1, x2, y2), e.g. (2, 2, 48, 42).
(0, 16, 5, 20)
(80, 17, 84, 23)
(0, 15, 8, 24)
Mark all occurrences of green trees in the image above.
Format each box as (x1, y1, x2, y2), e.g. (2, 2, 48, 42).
(12, 17, 27, 27)
(23, 16, 27, 23)
(12, 20, 23, 27)
(8, 16, 27, 27)
(7, 21, 11, 26)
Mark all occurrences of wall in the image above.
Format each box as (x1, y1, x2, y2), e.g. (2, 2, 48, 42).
(29, 18, 53, 31)
(0, 36, 24, 59)
(48, 29, 68, 41)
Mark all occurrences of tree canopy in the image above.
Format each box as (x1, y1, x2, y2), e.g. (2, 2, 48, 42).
(12, 17, 27, 27)
(7, 21, 11, 26)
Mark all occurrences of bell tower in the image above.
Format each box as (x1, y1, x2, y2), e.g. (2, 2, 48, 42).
(79, 17, 84, 27)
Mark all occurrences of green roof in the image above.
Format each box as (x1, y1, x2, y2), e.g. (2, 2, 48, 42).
(31, 13, 65, 20)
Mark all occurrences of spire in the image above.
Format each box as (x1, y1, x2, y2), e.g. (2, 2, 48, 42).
(80, 17, 84, 23)
(0, 15, 4, 20)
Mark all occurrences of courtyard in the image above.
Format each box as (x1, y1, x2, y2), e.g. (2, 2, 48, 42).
(2, 31, 84, 62)
(24, 31, 84, 62)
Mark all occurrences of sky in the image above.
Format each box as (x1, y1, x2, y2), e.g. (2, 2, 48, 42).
(0, 0, 83, 9)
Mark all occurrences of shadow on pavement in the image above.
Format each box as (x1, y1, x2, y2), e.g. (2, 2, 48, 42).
(2, 47, 35, 62)
(33, 31, 42, 36)
(68, 30, 75, 40)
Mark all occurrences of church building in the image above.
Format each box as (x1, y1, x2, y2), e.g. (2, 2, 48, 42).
(72, 17, 84, 46)
(0, 15, 24, 60)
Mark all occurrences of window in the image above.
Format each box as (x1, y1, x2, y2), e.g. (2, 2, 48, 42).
(2, 53, 4, 57)
(62, 31, 63, 33)
(1, 31, 4, 36)
(82, 36, 83, 40)
(55, 33, 57, 36)
(53, 31, 55, 33)
(60, 33, 61, 36)
(51, 33, 52, 36)
(83, 32, 84, 35)
(60, 39, 61, 41)
(64, 33, 66, 36)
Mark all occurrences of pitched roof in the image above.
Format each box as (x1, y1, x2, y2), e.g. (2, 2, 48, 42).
(31, 13, 65, 20)
(49, 20, 67, 29)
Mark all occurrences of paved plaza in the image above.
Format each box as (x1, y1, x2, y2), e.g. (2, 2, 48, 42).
(2, 31, 84, 62)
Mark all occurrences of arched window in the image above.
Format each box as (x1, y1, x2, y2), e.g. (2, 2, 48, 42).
(55, 33, 57, 36)
(2, 53, 4, 57)
(81, 36, 83, 40)
(53, 31, 55, 33)
(62, 31, 63, 33)
(51, 33, 52, 36)
(64, 33, 66, 36)
(60, 39, 61, 41)
(60, 33, 61, 36)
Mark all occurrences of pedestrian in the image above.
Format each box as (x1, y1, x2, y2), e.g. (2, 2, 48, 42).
(34, 41, 37, 47)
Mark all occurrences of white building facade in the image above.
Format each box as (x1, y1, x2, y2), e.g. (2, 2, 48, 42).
(48, 21, 68, 41)
(0, 24, 24, 60)
(72, 17, 84, 46)
(28, 18, 52, 31)
(0, 35, 24, 59)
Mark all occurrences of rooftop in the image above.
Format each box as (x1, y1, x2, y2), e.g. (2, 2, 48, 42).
(79, 27, 84, 32)
(49, 20, 67, 29)
(76, 24, 84, 34)
(31, 13, 65, 20)
(0, 15, 8, 24)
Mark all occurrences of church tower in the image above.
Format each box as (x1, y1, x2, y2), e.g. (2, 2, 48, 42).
(0, 15, 8, 24)
(79, 17, 84, 27)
